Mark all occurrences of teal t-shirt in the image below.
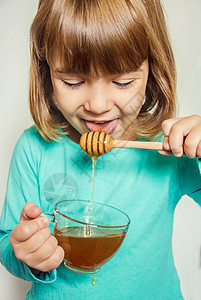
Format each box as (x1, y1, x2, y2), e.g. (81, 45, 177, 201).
(0, 126, 201, 300)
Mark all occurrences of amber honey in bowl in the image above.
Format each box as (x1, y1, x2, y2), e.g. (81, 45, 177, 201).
(54, 226, 126, 274)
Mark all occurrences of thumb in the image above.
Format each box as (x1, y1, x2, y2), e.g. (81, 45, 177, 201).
(20, 202, 42, 222)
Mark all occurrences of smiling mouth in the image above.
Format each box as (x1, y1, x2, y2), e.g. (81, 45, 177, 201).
(84, 119, 119, 134)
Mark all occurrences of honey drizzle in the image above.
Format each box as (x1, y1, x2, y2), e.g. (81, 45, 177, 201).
(86, 156, 97, 237)
(87, 149, 99, 284)
(90, 155, 98, 285)
(90, 156, 98, 204)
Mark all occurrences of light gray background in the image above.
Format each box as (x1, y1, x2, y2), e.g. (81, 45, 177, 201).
(0, 1, 201, 299)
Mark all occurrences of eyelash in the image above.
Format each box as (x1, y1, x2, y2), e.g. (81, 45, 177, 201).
(61, 79, 135, 89)
(113, 80, 135, 89)
(61, 80, 84, 89)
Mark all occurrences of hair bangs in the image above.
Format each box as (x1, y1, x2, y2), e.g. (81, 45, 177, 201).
(45, 0, 149, 75)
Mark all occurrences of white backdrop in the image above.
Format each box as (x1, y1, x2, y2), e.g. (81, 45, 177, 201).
(0, 0, 201, 299)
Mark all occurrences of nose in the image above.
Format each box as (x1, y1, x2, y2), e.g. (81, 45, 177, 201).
(84, 86, 113, 115)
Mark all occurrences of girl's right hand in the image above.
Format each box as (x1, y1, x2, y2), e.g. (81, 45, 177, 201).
(9, 202, 64, 272)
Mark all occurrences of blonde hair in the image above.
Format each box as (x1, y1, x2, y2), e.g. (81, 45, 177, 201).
(29, 0, 176, 141)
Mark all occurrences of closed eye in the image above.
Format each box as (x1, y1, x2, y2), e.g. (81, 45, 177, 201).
(62, 80, 85, 89)
(113, 80, 135, 88)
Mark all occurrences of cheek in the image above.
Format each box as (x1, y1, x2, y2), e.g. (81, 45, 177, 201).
(120, 91, 144, 116)
(53, 94, 73, 117)
(125, 78, 147, 114)
(56, 101, 76, 117)
(53, 87, 75, 114)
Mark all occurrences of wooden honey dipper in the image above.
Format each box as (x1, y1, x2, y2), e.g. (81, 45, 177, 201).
(80, 131, 164, 156)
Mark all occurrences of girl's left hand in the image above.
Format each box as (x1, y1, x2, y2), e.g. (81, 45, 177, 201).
(160, 115, 201, 158)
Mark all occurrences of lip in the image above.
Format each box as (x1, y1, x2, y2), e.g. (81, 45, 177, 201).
(86, 120, 113, 123)
(83, 118, 119, 135)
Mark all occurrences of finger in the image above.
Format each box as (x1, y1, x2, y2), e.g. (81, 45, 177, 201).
(183, 126, 201, 158)
(168, 127, 184, 157)
(163, 136, 170, 151)
(36, 246, 65, 272)
(161, 118, 182, 137)
(18, 227, 52, 255)
(168, 116, 201, 157)
(162, 115, 201, 157)
(162, 118, 184, 156)
(197, 141, 201, 158)
(20, 203, 42, 222)
(162, 119, 184, 156)
(158, 150, 173, 156)
(11, 216, 50, 243)
(27, 236, 63, 269)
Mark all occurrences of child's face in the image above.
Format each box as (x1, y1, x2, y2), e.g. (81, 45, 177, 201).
(50, 54, 149, 143)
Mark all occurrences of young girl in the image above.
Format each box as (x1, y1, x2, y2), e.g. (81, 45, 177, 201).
(0, 0, 201, 299)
